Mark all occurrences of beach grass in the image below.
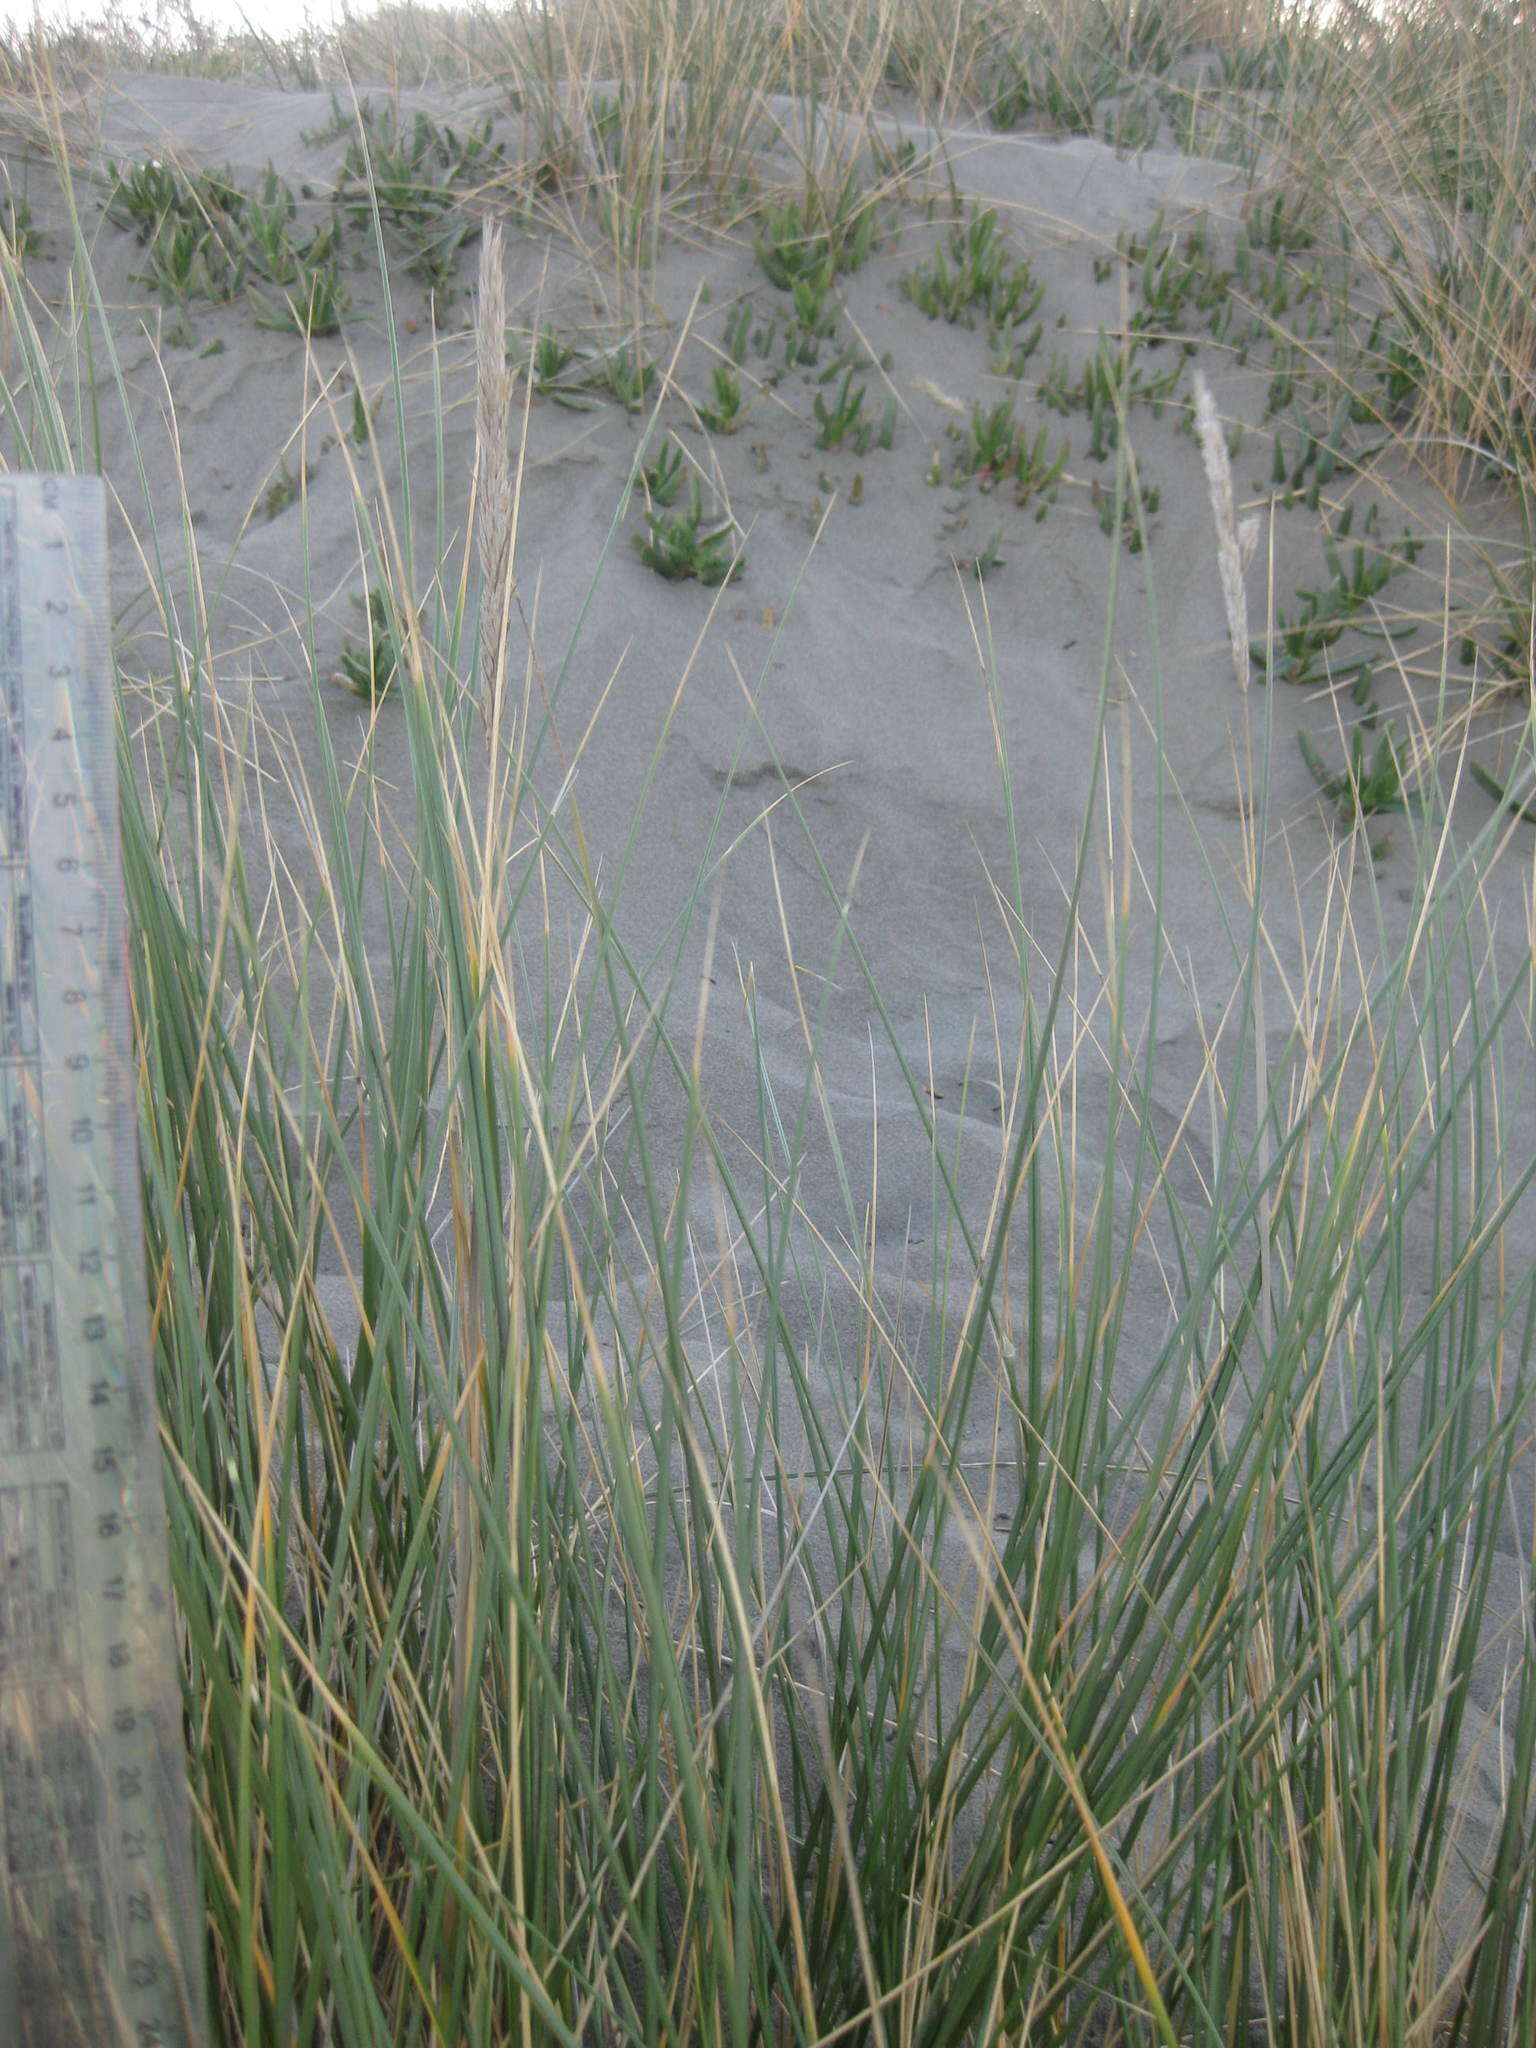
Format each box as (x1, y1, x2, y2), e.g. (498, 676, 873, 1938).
(2, 0, 1535, 2041)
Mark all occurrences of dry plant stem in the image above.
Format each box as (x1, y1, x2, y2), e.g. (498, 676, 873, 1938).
(438, 218, 526, 1986)
(475, 222, 517, 730)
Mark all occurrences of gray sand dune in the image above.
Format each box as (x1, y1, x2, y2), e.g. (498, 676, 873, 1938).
(6, 60, 1532, 1959)
(7, 62, 1519, 1434)
(12, 55, 1523, 1458)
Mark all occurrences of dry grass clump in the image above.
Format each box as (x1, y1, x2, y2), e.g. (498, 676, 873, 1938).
(1262, 4, 1536, 488)
(2, 2, 1536, 2043)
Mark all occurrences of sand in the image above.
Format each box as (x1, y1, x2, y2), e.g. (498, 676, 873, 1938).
(4, 59, 1532, 1896)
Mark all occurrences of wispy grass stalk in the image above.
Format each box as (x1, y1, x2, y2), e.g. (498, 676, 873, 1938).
(120, 412, 1536, 2048)
(92, 297, 1536, 2048)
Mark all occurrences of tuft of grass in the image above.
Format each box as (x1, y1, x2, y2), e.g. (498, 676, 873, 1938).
(782, 266, 841, 365)
(258, 456, 308, 521)
(510, 327, 658, 411)
(1251, 515, 1423, 688)
(1090, 465, 1160, 549)
(520, 327, 581, 394)
(250, 259, 349, 335)
(948, 398, 1069, 511)
(953, 526, 1005, 579)
(636, 434, 686, 506)
(989, 41, 1108, 136)
(131, 210, 247, 306)
(596, 336, 657, 412)
(103, 153, 247, 241)
(753, 180, 882, 292)
(334, 584, 410, 698)
(0, 190, 40, 259)
(632, 479, 744, 583)
(1299, 718, 1426, 849)
(900, 205, 1044, 337)
(237, 164, 311, 284)
(695, 361, 747, 434)
(811, 365, 870, 452)
(1040, 329, 1183, 460)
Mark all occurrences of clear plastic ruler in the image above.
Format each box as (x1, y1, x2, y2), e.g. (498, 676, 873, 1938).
(0, 475, 208, 2046)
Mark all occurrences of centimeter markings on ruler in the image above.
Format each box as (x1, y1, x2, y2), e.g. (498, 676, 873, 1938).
(0, 476, 207, 2048)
